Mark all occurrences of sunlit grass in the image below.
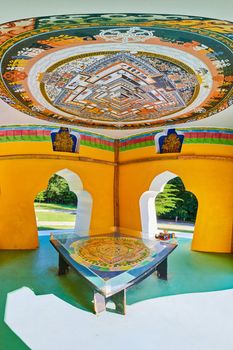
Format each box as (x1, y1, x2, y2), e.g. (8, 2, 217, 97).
(34, 202, 76, 210)
(35, 211, 76, 222)
(37, 226, 74, 231)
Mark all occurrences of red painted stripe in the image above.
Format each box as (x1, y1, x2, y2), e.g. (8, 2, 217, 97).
(185, 132, 233, 140)
(0, 129, 51, 137)
(0, 129, 232, 145)
(36, 130, 51, 136)
(0, 130, 114, 145)
(121, 135, 154, 146)
(83, 136, 113, 147)
(121, 132, 233, 146)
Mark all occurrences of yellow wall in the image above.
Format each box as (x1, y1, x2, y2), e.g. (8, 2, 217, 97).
(119, 144, 233, 162)
(119, 156, 233, 253)
(0, 141, 232, 253)
(0, 158, 114, 249)
(0, 142, 114, 162)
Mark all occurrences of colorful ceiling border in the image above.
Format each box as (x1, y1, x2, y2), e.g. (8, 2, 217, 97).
(119, 128, 233, 150)
(0, 125, 115, 151)
(0, 125, 232, 151)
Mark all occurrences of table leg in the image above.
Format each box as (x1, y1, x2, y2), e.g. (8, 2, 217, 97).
(94, 289, 126, 315)
(157, 258, 167, 280)
(94, 292, 106, 314)
(107, 289, 126, 315)
(58, 254, 69, 275)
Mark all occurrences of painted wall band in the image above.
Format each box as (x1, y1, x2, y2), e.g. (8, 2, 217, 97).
(0, 153, 232, 164)
(0, 126, 232, 150)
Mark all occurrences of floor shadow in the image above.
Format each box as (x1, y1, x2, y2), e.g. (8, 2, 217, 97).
(50, 269, 94, 313)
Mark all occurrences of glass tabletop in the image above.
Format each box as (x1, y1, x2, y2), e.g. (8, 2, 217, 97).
(50, 232, 177, 297)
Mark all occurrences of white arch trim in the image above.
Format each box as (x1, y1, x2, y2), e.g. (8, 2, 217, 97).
(56, 169, 92, 236)
(140, 171, 178, 239)
(149, 171, 178, 192)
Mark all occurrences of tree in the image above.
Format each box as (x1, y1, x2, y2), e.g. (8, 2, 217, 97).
(35, 174, 77, 205)
(155, 184, 183, 215)
(156, 177, 198, 222)
(35, 191, 46, 205)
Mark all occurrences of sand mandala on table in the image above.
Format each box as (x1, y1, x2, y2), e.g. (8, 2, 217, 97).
(70, 237, 150, 271)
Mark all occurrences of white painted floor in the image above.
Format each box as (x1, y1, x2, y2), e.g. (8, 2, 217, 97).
(4, 287, 233, 350)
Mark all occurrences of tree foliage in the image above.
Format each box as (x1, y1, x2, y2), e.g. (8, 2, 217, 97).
(35, 174, 77, 205)
(35, 175, 197, 222)
(155, 177, 198, 222)
(155, 184, 183, 215)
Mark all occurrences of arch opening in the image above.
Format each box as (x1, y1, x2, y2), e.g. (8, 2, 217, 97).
(34, 169, 92, 236)
(140, 171, 198, 241)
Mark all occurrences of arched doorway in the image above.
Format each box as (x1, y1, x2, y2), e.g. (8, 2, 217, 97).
(140, 171, 198, 240)
(34, 169, 92, 236)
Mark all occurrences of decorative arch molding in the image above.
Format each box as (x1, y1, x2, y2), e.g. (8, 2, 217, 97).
(56, 169, 83, 193)
(149, 171, 178, 192)
(52, 168, 92, 236)
(140, 171, 178, 239)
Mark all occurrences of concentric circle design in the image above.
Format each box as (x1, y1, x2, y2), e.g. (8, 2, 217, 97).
(41, 51, 199, 123)
(70, 236, 150, 271)
(0, 14, 232, 129)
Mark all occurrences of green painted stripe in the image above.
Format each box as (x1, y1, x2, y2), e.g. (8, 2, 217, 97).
(120, 137, 233, 151)
(0, 135, 51, 142)
(120, 141, 154, 151)
(184, 138, 233, 145)
(119, 127, 233, 141)
(0, 135, 115, 151)
(0, 135, 232, 150)
(80, 140, 114, 151)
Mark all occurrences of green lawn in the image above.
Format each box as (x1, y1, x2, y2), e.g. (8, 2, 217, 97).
(34, 202, 77, 210)
(34, 202, 76, 230)
(37, 226, 74, 231)
(35, 211, 76, 222)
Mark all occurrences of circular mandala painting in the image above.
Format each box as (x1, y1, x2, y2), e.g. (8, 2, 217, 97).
(70, 236, 150, 271)
(0, 13, 232, 129)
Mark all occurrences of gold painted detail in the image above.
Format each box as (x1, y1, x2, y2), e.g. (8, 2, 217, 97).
(53, 128, 74, 152)
(162, 133, 181, 153)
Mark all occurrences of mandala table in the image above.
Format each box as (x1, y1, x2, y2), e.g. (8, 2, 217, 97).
(50, 233, 177, 315)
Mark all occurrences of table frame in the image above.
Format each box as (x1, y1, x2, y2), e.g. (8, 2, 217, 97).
(50, 236, 177, 315)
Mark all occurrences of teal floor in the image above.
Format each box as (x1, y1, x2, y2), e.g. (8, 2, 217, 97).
(0, 236, 233, 349)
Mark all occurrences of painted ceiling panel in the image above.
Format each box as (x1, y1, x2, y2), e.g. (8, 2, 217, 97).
(0, 12, 232, 137)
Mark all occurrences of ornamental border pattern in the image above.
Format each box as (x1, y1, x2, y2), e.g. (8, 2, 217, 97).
(0, 126, 232, 151)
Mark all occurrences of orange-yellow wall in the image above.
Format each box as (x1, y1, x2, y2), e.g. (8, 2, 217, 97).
(0, 141, 114, 162)
(119, 143, 233, 162)
(119, 146, 233, 253)
(0, 157, 114, 249)
(0, 141, 232, 253)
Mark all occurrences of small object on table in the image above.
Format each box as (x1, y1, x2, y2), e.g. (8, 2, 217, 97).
(155, 229, 176, 241)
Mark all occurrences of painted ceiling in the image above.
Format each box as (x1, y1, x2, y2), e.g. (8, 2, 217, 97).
(0, 13, 232, 132)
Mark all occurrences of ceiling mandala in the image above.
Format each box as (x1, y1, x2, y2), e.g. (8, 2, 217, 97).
(41, 52, 198, 122)
(0, 13, 232, 129)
